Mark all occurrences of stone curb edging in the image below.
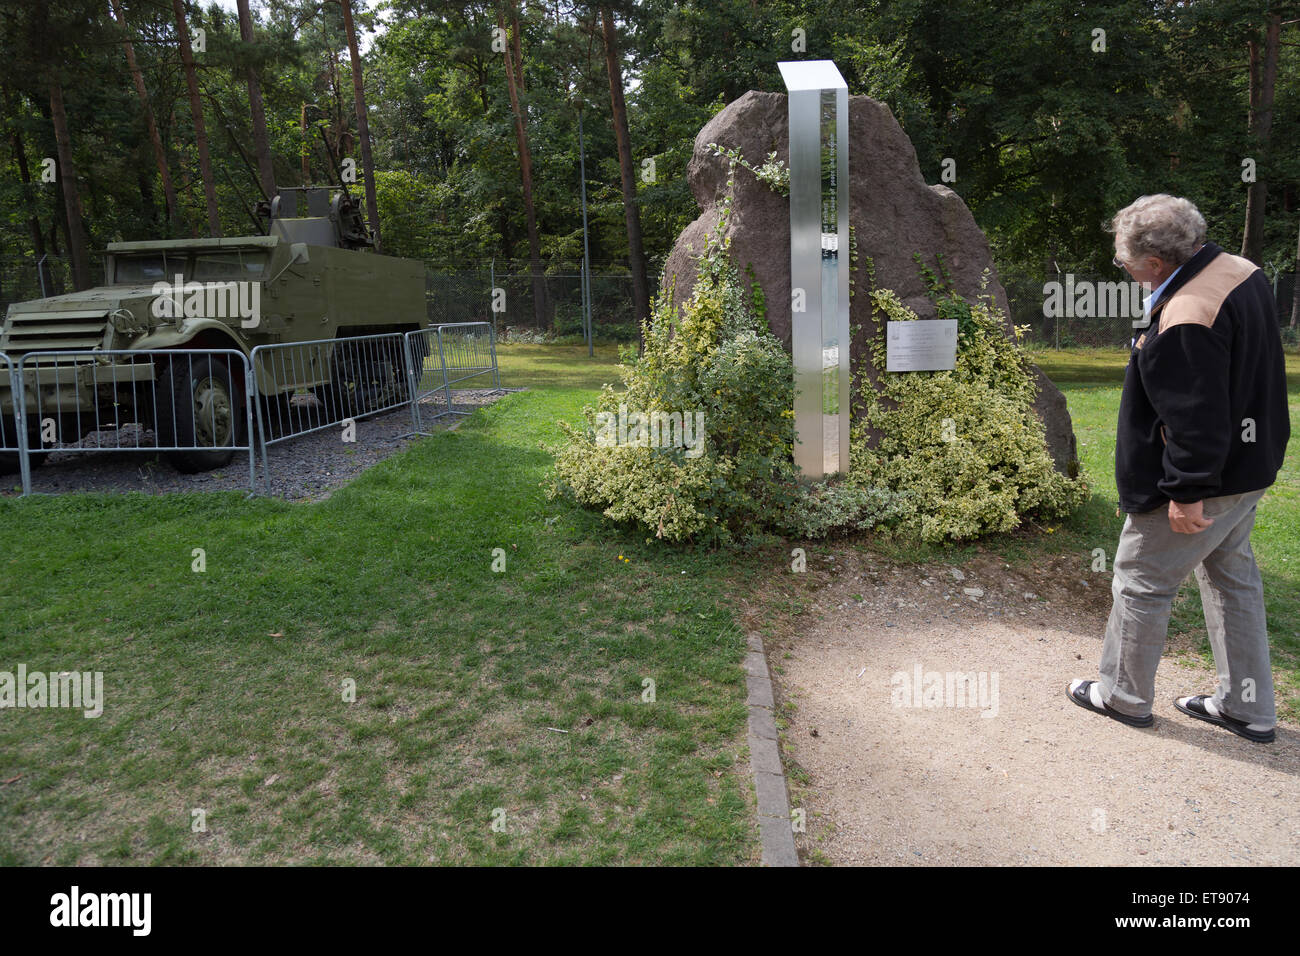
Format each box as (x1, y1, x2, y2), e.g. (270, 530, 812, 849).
(745, 633, 798, 866)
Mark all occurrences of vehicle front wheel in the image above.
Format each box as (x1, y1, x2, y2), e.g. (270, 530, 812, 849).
(156, 355, 241, 473)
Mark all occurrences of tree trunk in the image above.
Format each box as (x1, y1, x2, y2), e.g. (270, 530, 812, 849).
(237, 0, 276, 204)
(601, 5, 651, 336)
(328, 44, 347, 160)
(110, 0, 180, 233)
(172, 0, 222, 236)
(300, 102, 311, 185)
(3, 91, 48, 265)
(340, 0, 382, 252)
(498, 5, 546, 326)
(48, 80, 91, 290)
(1290, 213, 1299, 328)
(1241, 14, 1280, 265)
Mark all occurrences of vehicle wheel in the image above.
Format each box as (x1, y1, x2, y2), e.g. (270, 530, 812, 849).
(156, 355, 241, 473)
(326, 340, 403, 418)
(312, 341, 358, 420)
(374, 339, 408, 410)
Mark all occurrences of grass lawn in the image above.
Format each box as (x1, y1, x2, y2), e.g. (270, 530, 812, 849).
(2, 341, 1296, 866)
(0, 342, 762, 865)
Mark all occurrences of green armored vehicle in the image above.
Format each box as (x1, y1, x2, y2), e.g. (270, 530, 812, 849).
(0, 188, 427, 473)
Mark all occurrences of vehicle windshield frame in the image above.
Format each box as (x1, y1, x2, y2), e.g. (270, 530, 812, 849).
(112, 252, 190, 285)
(111, 248, 271, 285)
(192, 249, 270, 282)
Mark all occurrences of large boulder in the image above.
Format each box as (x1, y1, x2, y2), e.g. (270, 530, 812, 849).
(662, 91, 1078, 476)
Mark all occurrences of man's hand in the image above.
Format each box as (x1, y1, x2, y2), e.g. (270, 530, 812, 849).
(1168, 498, 1214, 534)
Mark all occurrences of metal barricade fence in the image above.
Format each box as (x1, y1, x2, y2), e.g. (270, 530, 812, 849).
(5, 329, 510, 497)
(1, 352, 16, 439)
(250, 332, 416, 494)
(404, 327, 451, 430)
(1, 351, 23, 467)
(405, 322, 503, 433)
(8, 348, 256, 496)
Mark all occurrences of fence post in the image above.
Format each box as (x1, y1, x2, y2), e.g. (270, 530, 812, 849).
(244, 361, 258, 495)
(2, 353, 30, 496)
(250, 346, 272, 495)
(404, 330, 423, 435)
(434, 327, 453, 417)
(488, 322, 501, 390)
(14, 357, 32, 497)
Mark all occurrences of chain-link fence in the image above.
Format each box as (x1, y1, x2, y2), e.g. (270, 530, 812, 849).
(1274, 272, 1298, 331)
(7, 255, 1295, 350)
(1002, 272, 1299, 349)
(424, 258, 662, 344)
(424, 270, 644, 342)
(0, 255, 76, 313)
(0, 255, 661, 345)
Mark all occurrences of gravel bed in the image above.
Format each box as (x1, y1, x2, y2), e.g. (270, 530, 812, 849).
(4, 388, 514, 500)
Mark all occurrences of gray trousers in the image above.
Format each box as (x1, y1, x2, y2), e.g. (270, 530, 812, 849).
(1099, 488, 1275, 726)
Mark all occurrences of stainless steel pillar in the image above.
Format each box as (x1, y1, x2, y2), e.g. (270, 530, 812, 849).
(779, 60, 849, 480)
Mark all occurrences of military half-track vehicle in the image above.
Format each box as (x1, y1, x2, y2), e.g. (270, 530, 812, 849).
(0, 188, 427, 473)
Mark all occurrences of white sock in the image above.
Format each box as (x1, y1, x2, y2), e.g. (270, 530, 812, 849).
(1071, 678, 1108, 710)
(1090, 682, 1105, 709)
(1189, 694, 1272, 732)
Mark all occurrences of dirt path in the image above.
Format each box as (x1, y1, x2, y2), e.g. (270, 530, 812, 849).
(765, 548, 1300, 866)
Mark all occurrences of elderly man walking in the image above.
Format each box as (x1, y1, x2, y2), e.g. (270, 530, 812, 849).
(1069, 194, 1290, 743)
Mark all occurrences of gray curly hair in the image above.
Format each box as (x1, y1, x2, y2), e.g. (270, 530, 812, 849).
(1108, 194, 1206, 267)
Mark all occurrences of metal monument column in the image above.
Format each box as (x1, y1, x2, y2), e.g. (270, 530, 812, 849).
(779, 60, 849, 480)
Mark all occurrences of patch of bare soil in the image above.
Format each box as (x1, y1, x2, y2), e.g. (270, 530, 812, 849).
(759, 547, 1300, 866)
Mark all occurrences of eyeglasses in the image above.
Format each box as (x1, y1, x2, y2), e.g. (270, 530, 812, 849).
(1112, 256, 1127, 269)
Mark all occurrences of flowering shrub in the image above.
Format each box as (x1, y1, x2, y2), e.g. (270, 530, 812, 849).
(848, 277, 1088, 541)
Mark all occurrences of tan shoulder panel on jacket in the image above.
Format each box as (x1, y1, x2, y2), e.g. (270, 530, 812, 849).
(1157, 252, 1258, 334)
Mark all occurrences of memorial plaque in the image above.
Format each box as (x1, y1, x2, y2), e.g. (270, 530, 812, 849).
(779, 60, 849, 480)
(885, 319, 959, 372)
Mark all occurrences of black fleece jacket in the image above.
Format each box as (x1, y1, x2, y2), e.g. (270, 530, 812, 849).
(1115, 241, 1290, 513)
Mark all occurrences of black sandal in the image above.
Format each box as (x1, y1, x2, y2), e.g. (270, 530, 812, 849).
(1174, 695, 1274, 743)
(1067, 679, 1154, 728)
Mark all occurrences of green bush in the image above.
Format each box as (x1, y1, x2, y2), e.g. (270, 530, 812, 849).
(546, 193, 801, 546)
(547, 168, 1086, 546)
(848, 280, 1089, 541)
(551, 307, 640, 344)
(774, 480, 909, 539)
